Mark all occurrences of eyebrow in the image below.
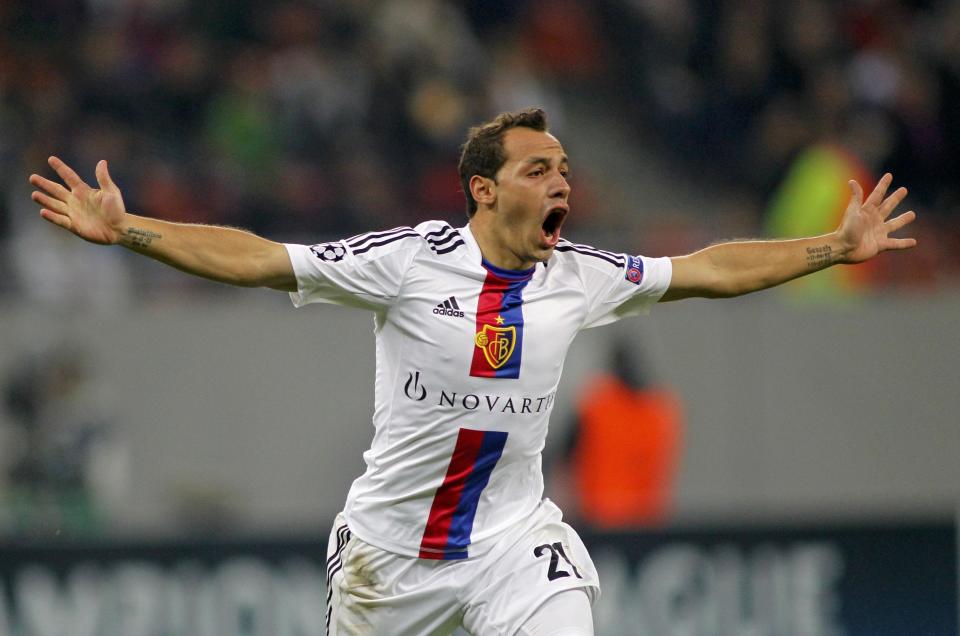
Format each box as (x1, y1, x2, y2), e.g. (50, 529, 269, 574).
(522, 156, 569, 168)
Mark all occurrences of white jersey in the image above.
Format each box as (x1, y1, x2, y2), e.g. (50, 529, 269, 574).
(285, 221, 671, 560)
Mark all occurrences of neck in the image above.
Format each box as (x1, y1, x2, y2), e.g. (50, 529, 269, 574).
(468, 214, 535, 271)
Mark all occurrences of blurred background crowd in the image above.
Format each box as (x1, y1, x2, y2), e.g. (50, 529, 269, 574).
(1, 0, 958, 304)
(1, 0, 959, 537)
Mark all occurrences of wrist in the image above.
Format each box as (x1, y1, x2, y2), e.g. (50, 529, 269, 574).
(804, 233, 846, 270)
(117, 214, 162, 250)
(113, 212, 131, 244)
(828, 231, 856, 265)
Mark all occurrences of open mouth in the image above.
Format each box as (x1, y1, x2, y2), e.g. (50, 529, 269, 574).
(541, 207, 567, 246)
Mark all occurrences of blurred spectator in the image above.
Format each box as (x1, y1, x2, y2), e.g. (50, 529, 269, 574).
(520, 0, 609, 79)
(765, 142, 877, 299)
(1, 345, 129, 537)
(554, 341, 683, 529)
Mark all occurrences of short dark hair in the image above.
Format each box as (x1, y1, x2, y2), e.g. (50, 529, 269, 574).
(458, 108, 548, 217)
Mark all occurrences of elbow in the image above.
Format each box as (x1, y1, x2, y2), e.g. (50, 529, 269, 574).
(235, 245, 287, 288)
(669, 253, 757, 300)
(718, 273, 781, 298)
(717, 280, 752, 298)
(700, 286, 743, 299)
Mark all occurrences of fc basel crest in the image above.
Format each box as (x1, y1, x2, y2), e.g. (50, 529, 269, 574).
(474, 324, 517, 370)
(470, 265, 531, 379)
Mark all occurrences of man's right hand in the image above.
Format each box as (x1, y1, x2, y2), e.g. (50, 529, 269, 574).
(29, 156, 126, 245)
(29, 155, 296, 290)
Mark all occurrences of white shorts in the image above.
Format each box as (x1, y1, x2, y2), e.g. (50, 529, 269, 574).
(325, 499, 600, 635)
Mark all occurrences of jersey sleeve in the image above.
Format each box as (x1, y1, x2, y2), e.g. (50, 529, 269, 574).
(580, 253, 673, 329)
(284, 227, 421, 311)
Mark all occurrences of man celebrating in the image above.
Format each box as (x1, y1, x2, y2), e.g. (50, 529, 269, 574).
(29, 109, 915, 635)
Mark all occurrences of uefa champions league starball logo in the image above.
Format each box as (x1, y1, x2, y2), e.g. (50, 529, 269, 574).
(310, 242, 346, 262)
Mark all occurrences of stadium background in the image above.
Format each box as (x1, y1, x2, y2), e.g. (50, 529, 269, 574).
(0, 1, 957, 634)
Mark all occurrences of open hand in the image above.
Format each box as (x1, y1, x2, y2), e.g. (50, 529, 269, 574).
(29, 157, 126, 245)
(837, 173, 917, 264)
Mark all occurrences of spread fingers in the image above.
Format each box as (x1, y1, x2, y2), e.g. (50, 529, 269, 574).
(29, 173, 71, 200)
(32, 190, 69, 215)
(48, 156, 86, 189)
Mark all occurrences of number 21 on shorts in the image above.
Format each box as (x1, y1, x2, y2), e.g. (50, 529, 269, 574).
(534, 541, 584, 581)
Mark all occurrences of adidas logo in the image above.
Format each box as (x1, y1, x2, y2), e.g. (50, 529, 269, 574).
(433, 296, 465, 318)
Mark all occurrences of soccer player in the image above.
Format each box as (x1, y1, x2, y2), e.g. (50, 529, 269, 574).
(28, 109, 915, 635)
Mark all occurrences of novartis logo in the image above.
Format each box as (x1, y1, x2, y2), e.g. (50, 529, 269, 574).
(402, 371, 555, 414)
(404, 371, 427, 401)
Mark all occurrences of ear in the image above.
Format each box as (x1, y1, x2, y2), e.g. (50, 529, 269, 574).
(469, 175, 496, 209)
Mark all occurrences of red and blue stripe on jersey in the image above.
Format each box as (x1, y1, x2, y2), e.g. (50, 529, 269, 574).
(418, 261, 531, 559)
(469, 259, 534, 379)
(419, 428, 509, 559)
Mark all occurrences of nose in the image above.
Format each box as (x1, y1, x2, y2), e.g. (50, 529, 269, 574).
(550, 172, 570, 200)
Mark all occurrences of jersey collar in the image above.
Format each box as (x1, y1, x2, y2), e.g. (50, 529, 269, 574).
(460, 223, 542, 280)
(481, 258, 535, 281)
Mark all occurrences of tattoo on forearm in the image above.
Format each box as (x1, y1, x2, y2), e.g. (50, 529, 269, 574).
(806, 245, 833, 269)
(124, 227, 161, 248)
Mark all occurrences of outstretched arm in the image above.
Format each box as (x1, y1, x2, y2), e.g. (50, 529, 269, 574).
(29, 156, 297, 291)
(661, 173, 917, 301)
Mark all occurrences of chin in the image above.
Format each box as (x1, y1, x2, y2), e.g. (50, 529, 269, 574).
(534, 246, 555, 263)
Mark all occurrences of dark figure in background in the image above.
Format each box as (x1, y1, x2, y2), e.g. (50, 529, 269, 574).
(560, 341, 682, 529)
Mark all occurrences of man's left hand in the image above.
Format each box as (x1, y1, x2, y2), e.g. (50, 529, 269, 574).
(837, 173, 917, 264)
